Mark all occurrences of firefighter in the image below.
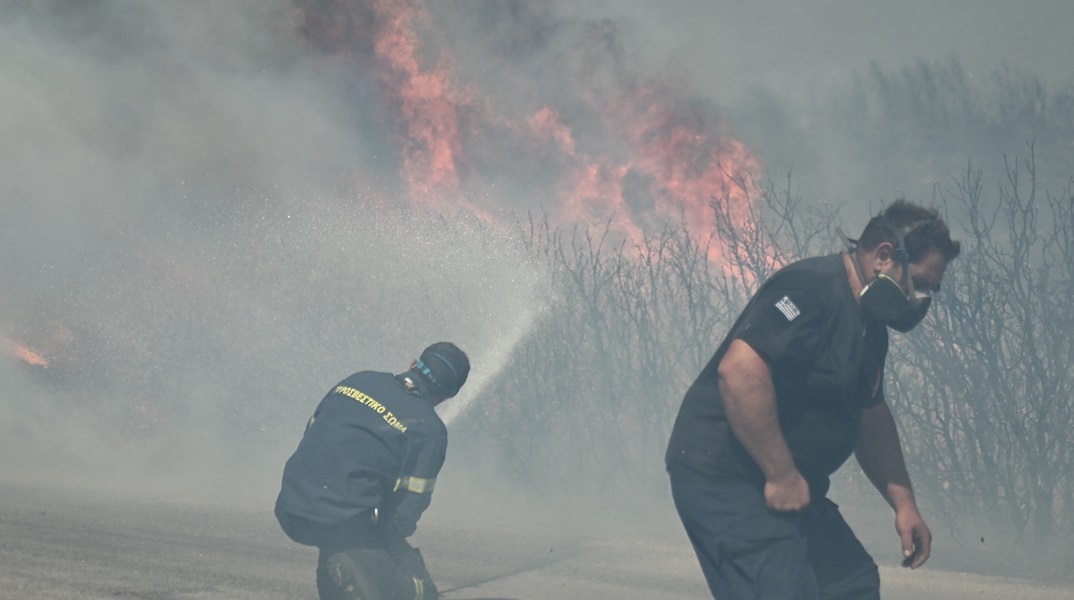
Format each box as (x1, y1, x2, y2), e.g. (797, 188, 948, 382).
(666, 200, 961, 599)
(275, 342, 470, 600)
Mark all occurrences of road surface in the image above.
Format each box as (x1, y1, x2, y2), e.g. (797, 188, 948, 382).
(0, 482, 1069, 599)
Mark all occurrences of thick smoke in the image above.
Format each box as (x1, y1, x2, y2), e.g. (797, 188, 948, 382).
(3, 2, 1073, 576)
(0, 1, 549, 501)
(572, 1, 1074, 224)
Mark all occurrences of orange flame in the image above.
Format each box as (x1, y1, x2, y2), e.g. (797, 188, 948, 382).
(600, 80, 762, 256)
(525, 94, 762, 261)
(296, 0, 764, 260)
(0, 334, 48, 368)
(368, 0, 472, 198)
(527, 107, 576, 154)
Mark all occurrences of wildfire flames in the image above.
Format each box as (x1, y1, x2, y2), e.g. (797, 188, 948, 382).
(294, 0, 762, 256)
(0, 334, 48, 368)
(5, 2, 766, 379)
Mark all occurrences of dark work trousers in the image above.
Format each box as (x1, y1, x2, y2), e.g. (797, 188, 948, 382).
(670, 479, 880, 600)
(275, 506, 425, 600)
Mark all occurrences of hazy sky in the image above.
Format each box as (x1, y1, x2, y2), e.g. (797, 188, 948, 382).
(578, 0, 1074, 104)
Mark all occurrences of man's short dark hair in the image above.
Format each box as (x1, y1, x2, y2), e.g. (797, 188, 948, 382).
(417, 342, 470, 397)
(858, 199, 961, 263)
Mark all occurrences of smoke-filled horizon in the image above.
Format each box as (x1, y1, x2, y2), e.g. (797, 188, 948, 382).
(575, 1, 1074, 103)
(0, 1, 566, 502)
(2, 0, 1073, 543)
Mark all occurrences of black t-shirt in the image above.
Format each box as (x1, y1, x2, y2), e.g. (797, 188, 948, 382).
(276, 371, 447, 537)
(665, 254, 888, 493)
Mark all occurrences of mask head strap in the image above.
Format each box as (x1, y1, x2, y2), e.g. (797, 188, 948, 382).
(894, 219, 934, 299)
(840, 219, 933, 297)
(836, 227, 869, 288)
(415, 352, 462, 396)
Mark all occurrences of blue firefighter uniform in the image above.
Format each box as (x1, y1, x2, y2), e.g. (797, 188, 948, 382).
(276, 369, 448, 599)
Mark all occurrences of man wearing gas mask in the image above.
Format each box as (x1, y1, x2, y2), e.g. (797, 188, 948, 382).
(666, 199, 960, 599)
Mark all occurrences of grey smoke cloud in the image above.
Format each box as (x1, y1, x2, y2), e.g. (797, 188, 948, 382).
(2, 0, 1071, 504)
(0, 1, 549, 500)
(575, 0, 1074, 104)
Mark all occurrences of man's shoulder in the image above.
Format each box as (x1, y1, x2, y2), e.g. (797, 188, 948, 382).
(337, 370, 392, 387)
(737, 255, 853, 330)
(340, 371, 446, 424)
(774, 254, 843, 279)
(331, 371, 408, 402)
(760, 254, 845, 297)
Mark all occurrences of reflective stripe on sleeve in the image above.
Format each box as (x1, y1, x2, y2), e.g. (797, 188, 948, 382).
(394, 475, 436, 494)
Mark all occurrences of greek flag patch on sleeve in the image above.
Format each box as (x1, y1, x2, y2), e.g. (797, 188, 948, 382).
(775, 296, 801, 322)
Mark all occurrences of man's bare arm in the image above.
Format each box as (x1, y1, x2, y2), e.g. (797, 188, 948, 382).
(719, 339, 810, 511)
(856, 402, 932, 568)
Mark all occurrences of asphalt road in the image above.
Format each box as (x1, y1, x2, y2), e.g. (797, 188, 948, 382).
(1, 483, 1070, 600)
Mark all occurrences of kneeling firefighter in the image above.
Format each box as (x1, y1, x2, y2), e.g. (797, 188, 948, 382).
(275, 342, 470, 600)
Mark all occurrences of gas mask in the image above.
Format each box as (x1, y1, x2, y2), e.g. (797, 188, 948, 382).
(837, 226, 932, 333)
